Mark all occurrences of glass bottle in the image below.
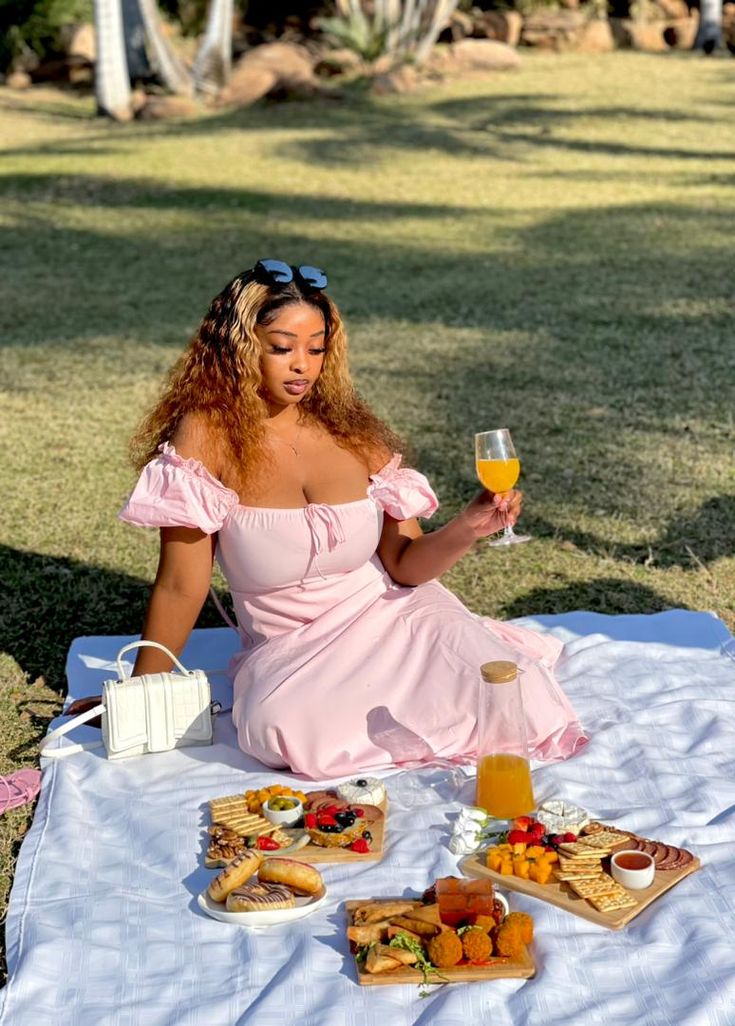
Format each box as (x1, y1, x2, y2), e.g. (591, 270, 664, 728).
(475, 660, 535, 818)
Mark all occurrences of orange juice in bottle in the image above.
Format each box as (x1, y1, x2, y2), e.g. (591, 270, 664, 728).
(475, 661, 535, 818)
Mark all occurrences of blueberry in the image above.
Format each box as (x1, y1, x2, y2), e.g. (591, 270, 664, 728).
(355, 779, 368, 787)
(362, 830, 373, 842)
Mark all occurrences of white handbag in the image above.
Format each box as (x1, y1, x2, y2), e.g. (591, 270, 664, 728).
(40, 641, 215, 761)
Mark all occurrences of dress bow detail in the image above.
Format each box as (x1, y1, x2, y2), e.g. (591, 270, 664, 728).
(304, 504, 347, 579)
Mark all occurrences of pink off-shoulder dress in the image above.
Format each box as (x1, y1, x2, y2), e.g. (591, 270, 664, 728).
(120, 444, 587, 778)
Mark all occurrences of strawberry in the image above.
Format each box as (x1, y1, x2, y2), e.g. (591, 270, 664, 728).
(352, 807, 365, 818)
(305, 813, 317, 829)
(507, 829, 533, 844)
(530, 822, 546, 838)
(511, 816, 532, 831)
(563, 832, 577, 842)
(350, 838, 370, 853)
(550, 835, 563, 846)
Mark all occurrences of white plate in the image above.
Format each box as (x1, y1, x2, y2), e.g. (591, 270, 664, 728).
(197, 886, 328, 928)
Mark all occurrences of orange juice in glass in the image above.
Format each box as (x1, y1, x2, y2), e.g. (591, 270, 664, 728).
(475, 458, 520, 495)
(475, 660, 535, 819)
(474, 429, 530, 546)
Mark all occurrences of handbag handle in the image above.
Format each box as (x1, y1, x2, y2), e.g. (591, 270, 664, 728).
(39, 702, 106, 759)
(116, 640, 192, 680)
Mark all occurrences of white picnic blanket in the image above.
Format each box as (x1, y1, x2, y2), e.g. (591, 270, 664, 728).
(2, 610, 735, 1026)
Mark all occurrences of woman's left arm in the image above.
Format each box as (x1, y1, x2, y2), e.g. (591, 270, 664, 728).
(377, 490, 522, 586)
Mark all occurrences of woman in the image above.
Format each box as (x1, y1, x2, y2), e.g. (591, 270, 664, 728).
(120, 260, 587, 778)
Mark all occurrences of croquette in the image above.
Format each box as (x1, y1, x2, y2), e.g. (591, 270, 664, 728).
(427, 929, 463, 968)
(493, 921, 526, 960)
(472, 914, 496, 933)
(460, 927, 493, 963)
(503, 912, 534, 945)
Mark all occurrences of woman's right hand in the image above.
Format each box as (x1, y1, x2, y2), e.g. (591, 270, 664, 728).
(456, 488, 523, 540)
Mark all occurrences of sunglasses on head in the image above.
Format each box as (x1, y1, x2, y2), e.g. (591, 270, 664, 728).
(252, 259, 328, 290)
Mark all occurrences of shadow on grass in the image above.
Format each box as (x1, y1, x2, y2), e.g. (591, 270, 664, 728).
(0, 546, 226, 695)
(1, 172, 732, 572)
(502, 577, 687, 619)
(3, 78, 734, 167)
(525, 494, 735, 569)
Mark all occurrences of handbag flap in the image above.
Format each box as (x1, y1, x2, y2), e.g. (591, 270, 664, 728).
(103, 678, 149, 754)
(102, 670, 212, 756)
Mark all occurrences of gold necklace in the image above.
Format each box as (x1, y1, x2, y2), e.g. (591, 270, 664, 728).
(267, 420, 304, 457)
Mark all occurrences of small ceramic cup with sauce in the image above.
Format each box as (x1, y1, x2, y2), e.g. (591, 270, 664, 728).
(610, 850, 656, 889)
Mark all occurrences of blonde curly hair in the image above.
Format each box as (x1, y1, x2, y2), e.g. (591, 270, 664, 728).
(130, 268, 404, 489)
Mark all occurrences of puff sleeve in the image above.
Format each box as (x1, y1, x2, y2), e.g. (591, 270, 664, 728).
(367, 454, 439, 520)
(119, 442, 239, 535)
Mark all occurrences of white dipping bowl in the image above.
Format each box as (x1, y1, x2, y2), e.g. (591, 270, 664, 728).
(610, 850, 655, 889)
(262, 797, 303, 827)
(495, 891, 510, 918)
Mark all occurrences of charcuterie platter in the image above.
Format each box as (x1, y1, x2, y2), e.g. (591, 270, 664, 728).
(345, 879, 535, 988)
(461, 819, 700, 931)
(204, 777, 387, 866)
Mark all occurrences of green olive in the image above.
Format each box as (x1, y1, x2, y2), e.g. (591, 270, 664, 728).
(269, 797, 297, 811)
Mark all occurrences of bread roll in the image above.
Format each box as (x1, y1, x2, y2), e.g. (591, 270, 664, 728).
(208, 849, 263, 903)
(258, 857, 323, 895)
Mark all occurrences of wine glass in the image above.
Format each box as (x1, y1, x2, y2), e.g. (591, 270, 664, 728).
(475, 428, 531, 546)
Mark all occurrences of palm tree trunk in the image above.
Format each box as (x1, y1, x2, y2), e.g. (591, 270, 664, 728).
(121, 0, 151, 80)
(193, 0, 234, 96)
(137, 0, 193, 94)
(94, 0, 132, 120)
(413, 0, 459, 66)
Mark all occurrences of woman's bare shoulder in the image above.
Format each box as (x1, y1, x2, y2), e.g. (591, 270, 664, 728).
(170, 412, 224, 477)
(367, 445, 397, 475)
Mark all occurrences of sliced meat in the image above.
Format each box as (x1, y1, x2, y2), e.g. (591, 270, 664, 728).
(355, 804, 384, 822)
(652, 843, 674, 867)
(304, 790, 337, 809)
(659, 847, 695, 871)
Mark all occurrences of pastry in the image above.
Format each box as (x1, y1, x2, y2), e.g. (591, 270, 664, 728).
(207, 849, 263, 903)
(258, 857, 323, 895)
(336, 777, 386, 806)
(225, 881, 295, 913)
(307, 816, 366, 849)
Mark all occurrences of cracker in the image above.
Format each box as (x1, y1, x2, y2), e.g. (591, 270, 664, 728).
(589, 891, 638, 912)
(209, 795, 276, 836)
(558, 857, 603, 871)
(555, 869, 605, 881)
(568, 876, 625, 898)
(574, 833, 619, 850)
(558, 843, 606, 859)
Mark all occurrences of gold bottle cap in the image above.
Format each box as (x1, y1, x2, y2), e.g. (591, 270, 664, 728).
(480, 660, 518, 684)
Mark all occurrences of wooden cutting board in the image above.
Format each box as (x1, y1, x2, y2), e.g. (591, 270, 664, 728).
(460, 852, 701, 930)
(345, 899, 535, 986)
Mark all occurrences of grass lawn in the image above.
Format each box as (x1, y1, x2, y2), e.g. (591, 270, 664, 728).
(0, 50, 733, 978)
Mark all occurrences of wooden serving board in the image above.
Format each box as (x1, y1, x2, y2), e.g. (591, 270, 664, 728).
(345, 899, 535, 986)
(297, 800, 388, 864)
(460, 852, 701, 930)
